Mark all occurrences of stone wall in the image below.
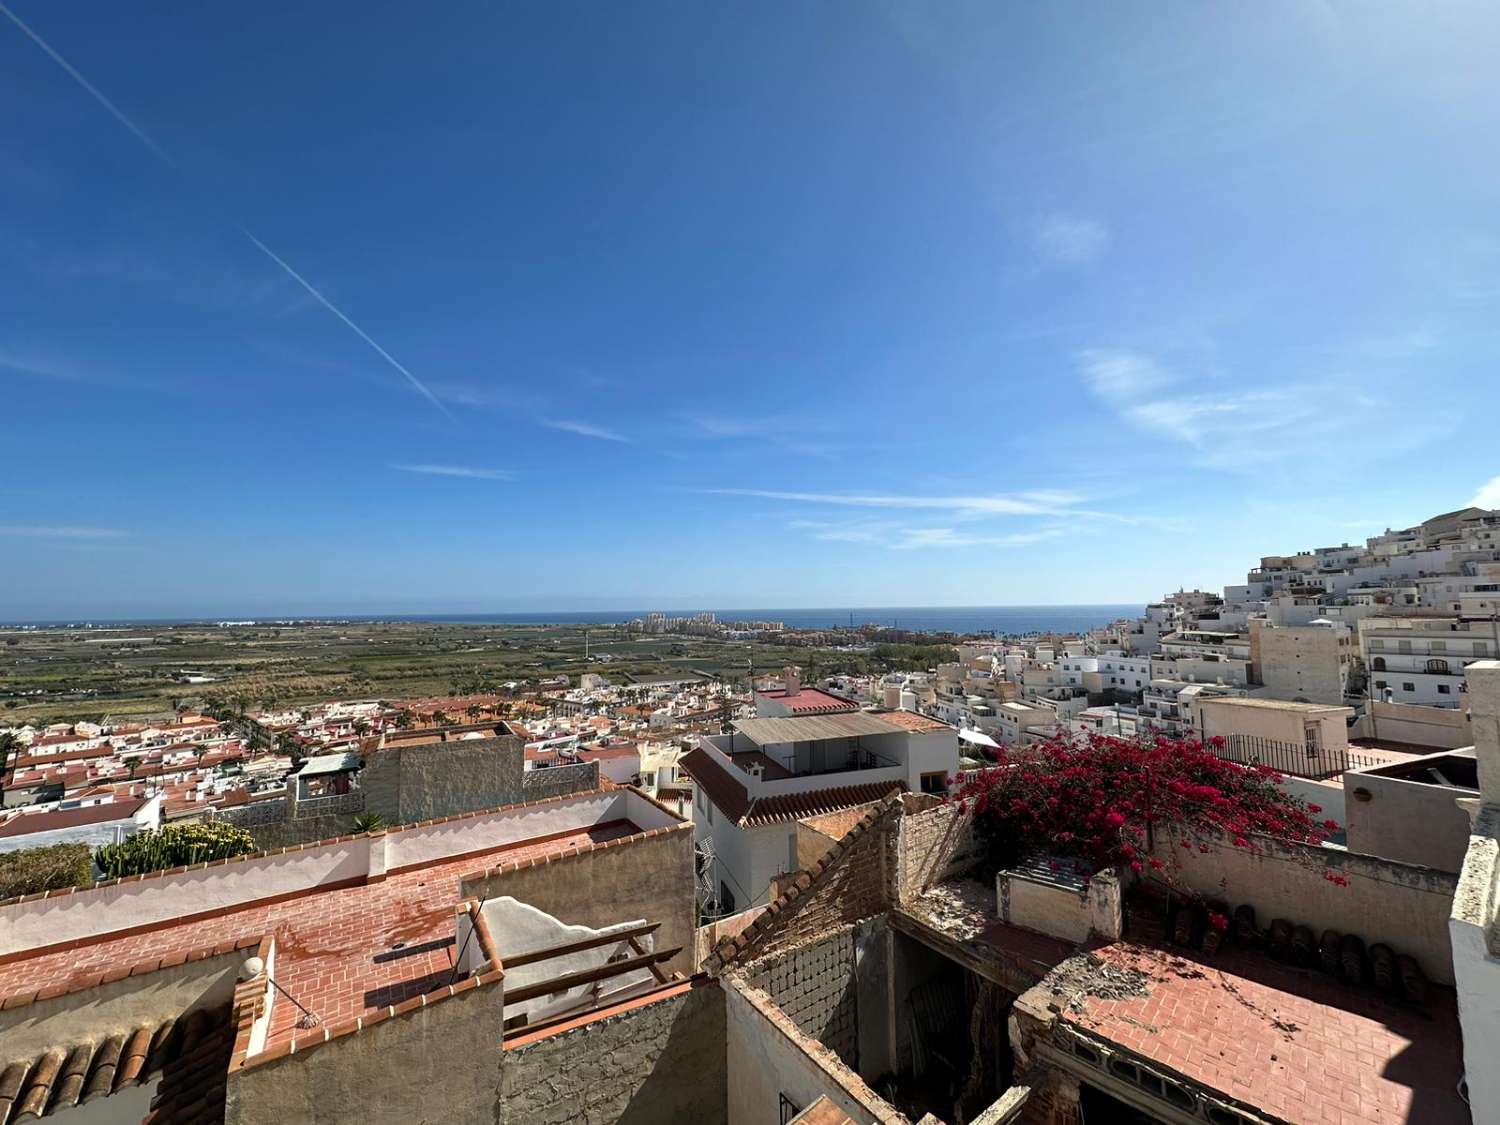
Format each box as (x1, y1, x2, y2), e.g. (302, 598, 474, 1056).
(461, 823, 698, 978)
(746, 927, 859, 1068)
(218, 799, 287, 829)
(895, 795, 978, 904)
(371, 735, 527, 823)
(500, 982, 727, 1125)
(226, 740, 598, 850)
(523, 762, 600, 802)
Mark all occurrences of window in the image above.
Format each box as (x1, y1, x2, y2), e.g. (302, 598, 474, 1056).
(720, 881, 736, 914)
(1477, 642, 1492, 657)
(1438, 684, 1451, 694)
(920, 770, 948, 795)
(1371, 657, 1386, 672)
(1374, 680, 1387, 690)
(779, 1095, 802, 1125)
(1427, 658, 1450, 674)
(1403, 682, 1416, 692)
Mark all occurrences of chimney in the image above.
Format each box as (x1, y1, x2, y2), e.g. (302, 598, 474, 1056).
(784, 666, 801, 697)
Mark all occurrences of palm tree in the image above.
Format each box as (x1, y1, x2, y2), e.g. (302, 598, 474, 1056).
(465, 704, 482, 721)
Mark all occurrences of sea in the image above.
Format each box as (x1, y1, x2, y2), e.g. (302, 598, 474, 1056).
(9, 605, 1144, 636)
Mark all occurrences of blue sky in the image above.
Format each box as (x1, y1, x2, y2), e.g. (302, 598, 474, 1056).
(3, 2, 1499, 619)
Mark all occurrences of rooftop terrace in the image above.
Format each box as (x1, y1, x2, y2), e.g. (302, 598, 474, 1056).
(0, 788, 680, 1053)
(1055, 940, 1467, 1125)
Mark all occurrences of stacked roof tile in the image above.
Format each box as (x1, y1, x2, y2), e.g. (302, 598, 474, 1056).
(0, 1003, 232, 1125)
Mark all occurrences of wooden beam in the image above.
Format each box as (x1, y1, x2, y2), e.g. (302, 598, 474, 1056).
(503, 947, 682, 1005)
(627, 934, 670, 985)
(499, 921, 660, 969)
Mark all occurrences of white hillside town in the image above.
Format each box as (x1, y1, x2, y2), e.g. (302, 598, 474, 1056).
(6, 506, 1500, 1125)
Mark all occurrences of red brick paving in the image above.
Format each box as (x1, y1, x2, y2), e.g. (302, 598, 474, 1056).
(0, 821, 638, 1049)
(1064, 942, 1468, 1125)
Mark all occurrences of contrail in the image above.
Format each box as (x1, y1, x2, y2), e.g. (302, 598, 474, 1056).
(0, 1, 453, 421)
(237, 229, 451, 417)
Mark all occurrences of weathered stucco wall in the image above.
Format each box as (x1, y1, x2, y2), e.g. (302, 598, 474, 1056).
(500, 982, 727, 1125)
(226, 979, 506, 1125)
(0, 950, 243, 1061)
(1344, 769, 1475, 873)
(1156, 834, 1459, 983)
(1358, 699, 1472, 749)
(723, 978, 903, 1125)
(461, 825, 697, 978)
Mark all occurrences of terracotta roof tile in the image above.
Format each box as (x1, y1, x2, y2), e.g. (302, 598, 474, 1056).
(0, 1004, 232, 1125)
(679, 746, 903, 827)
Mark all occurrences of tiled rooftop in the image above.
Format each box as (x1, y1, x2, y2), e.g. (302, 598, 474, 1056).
(1060, 941, 1468, 1125)
(679, 746, 903, 827)
(0, 821, 639, 1051)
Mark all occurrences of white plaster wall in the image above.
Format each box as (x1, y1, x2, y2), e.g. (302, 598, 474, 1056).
(482, 897, 655, 1022)
(1280, 776, 1346, 832)
(1451, 813, 1500, 1123)
(1157, 836, 1458, 984)
(0, 840, 368, 958)
(387, 795, 618, 871)
(616, 789, 682, 831)
(999, 874, 1091, 943)
(724, 982, 890, 1125)
(902, 731, 959, 791)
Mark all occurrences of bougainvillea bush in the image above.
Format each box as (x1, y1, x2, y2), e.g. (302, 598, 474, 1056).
(951, 731, 1344, 899)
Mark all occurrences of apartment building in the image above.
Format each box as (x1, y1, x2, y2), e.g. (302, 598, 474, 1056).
(681, 711, 956, 915)
(1359, 613, 1500, 707)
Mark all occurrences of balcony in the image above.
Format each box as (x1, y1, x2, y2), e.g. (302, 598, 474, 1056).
(725, 739, 902, 782)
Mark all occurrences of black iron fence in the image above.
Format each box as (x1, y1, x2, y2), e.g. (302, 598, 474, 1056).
(1210, 734, 1382, 780)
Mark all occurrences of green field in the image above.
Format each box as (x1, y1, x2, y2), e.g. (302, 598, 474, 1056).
(0, 621, 893, 726)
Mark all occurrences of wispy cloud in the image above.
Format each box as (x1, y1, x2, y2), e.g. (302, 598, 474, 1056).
(1030, 213, 1109, 266)
(0, 526, 130, 539)
(1357, 327, 1440, 361)
(1073, 344, 1456, 470)
(0, 348, 88, 382)
(689, 415, 845, 458)
(703, 487, 1083, 519)
(1076, 349, 1174, 399)
(392, 464, 515, 481)
(545, 419, 630, 443)
(787, 517, 1074, 551)
(1470, 476, 1500, 510)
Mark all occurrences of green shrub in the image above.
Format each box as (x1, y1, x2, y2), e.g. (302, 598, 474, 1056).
(0, 842, 93, 899)
(95, 821, 256, 879)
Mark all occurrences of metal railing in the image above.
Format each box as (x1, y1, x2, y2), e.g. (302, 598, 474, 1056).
(1210, 734, 1360, 780)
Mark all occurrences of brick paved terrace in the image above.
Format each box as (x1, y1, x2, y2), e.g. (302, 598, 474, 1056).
(1060, 940, 1468, 1125)
(0, 820, 639, 1049)
(0, 788, 689, 1055)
